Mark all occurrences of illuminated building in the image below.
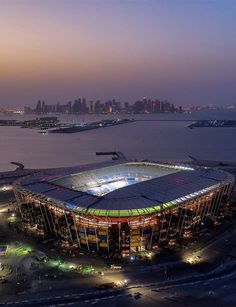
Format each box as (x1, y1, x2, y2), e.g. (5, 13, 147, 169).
(14, 161, 234, 256)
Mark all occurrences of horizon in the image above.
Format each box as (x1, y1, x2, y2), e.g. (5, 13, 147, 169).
(0, 0, 236, 107)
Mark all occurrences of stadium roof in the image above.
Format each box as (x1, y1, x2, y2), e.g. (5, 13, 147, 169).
(18, 161, 231, 217)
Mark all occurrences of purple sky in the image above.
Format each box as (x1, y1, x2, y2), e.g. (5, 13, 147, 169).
(0, 0, 236, 107)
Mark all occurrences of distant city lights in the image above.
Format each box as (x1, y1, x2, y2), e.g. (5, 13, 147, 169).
(0, 185, 13, 192)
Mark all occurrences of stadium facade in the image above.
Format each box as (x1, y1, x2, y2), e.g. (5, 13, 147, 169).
(14, 161, 234, 256)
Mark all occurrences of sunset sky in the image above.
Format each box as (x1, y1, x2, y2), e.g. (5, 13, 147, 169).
(0, 0, 236, 107)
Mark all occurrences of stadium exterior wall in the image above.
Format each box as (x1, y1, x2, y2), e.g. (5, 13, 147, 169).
(13, 167, 234, 256)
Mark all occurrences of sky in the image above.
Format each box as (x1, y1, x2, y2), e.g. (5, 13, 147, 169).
(0, 0, 236, 107)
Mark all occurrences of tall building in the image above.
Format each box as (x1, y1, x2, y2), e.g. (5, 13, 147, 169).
(35, 100, 42, 114)
(82, 98, 87, 113)
(72, 99, 82, 113)
(67, 101, 72, 114)
(89, 101, 94, 112)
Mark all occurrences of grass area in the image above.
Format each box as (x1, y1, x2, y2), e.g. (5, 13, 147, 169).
(44, 259, 95, 274)
(6, 243, 32, 256)
(5, 242, 96, 275)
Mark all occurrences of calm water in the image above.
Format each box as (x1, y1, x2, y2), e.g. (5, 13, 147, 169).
(0, 110, 236, 171)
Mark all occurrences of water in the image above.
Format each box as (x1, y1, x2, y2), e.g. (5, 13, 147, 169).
(0, 110, 236, 171)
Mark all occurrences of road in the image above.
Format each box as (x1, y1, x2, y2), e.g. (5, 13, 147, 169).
(2, 261, 236, 306)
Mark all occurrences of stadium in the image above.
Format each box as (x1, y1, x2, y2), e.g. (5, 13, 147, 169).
(14, 160, 234, 256)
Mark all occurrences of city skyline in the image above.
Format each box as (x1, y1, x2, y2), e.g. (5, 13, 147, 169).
(24, 96, 182, 114)
(0, 0, 236, 107)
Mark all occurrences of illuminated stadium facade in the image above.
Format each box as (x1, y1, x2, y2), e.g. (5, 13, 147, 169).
(14, 161, 234, 256)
